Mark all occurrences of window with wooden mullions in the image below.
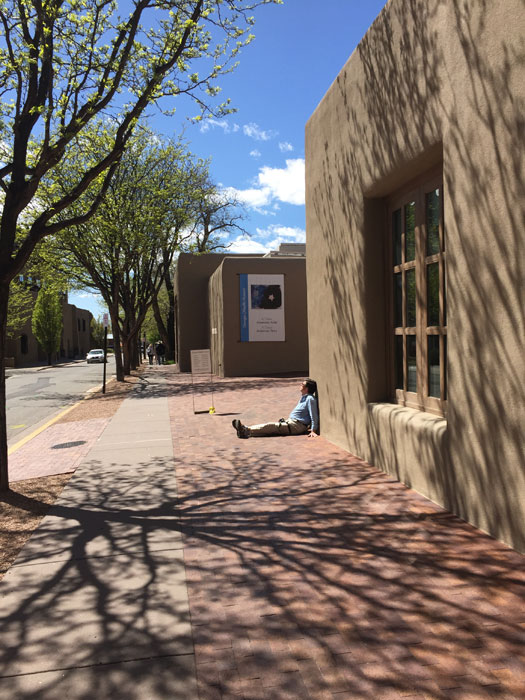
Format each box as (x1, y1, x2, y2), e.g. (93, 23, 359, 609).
(389, 171, 447, 416)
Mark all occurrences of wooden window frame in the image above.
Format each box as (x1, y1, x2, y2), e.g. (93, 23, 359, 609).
(387, 166, 447, 417)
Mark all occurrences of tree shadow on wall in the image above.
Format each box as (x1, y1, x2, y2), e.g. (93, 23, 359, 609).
(310, 0, 525, 551)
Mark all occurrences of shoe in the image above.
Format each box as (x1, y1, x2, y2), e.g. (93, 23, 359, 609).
(232, 419, 249, 439)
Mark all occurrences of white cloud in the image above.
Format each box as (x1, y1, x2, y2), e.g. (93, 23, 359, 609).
(256, 225, 305, 241)
(249, 149, 261, 158)
(279, 141, 293, 153)
(222, 185, 271, 209)
(227, 225, 306, 255)
(223, 159, 305, 210)
(228, 236, 270, 254)
(257, 159, 305, 206)
(243, 122, 277, 141)
(200, 119, 239, 134)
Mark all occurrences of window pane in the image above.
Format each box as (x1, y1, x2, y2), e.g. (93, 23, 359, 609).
(427, 263, 439, 326)
(426, 188, 440, 255)
(406, 268, 416, 326)
(405, 201, 416, 261)
(392, 209, 402, 265)
(407, 335, 417, 392)
(428, 336, 440, 397)
(394, 335, 403, 389)
(394, 273, 402, 327)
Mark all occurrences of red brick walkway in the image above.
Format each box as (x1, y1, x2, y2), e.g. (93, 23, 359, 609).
(168, 374, 525, 700)
(8, 418, 109, 482)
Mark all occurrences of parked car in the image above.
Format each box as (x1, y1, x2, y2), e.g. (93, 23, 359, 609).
(86, 349, 105, 364)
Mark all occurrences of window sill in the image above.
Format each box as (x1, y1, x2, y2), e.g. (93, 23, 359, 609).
(367, 401, 447, 435)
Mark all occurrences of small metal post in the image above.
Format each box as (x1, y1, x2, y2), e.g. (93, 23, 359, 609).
(102, 326, 108, 394)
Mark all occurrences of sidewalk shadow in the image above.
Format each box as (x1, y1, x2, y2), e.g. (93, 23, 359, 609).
(131, 371, 306, 400)
(3, 445, 522, 698)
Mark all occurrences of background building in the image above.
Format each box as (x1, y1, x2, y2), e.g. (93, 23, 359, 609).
(305, 0, 525, 551)
(6, 291, 93, 367)
(174, 246, 308, 377)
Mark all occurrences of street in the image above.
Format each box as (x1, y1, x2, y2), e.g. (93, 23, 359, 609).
(6, 356, 115, 446)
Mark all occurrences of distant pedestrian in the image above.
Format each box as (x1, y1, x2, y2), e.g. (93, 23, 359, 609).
(146, 343, 154, 365)
(155, 341, 166, 365)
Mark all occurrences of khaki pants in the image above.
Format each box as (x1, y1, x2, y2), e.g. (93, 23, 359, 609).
(248, 419, 309, 437)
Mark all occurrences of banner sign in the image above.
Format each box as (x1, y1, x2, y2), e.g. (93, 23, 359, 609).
(239, 274, 285, 342)
(190, 349, 212, 374)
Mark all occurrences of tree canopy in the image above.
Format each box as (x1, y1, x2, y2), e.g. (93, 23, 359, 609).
(46, 127, 210, 377)
(31, 286, 62, 365)
(7, 278, 33, 338)
(0, 0, 280, 489)
(0, 0, 278, 284)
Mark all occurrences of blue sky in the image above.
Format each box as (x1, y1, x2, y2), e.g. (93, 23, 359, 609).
(71, 0, 387, 317)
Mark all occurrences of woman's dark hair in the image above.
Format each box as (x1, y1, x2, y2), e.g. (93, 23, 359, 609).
(304, 378, 317, 396)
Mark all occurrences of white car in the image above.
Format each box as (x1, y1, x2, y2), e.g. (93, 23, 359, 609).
(86, 349, 105, 364)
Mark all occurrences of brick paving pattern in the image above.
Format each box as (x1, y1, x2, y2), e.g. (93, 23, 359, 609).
(8, 418, 109, 482)
(167, 374, 525, 700)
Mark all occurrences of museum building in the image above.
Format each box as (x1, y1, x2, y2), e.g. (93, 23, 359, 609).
(305, 0, 524, 551)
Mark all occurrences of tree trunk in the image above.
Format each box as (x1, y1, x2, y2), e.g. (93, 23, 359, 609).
(130, 329, 139, 370)
(164, 262, 176, 362)
(0, 282, 10, 491)
(120, 304, 144, 374)
(109, 301, 124, 381)
(122, 332, 131, 376)
(152, 295, 170, 358)
(127, 312, 139, 370)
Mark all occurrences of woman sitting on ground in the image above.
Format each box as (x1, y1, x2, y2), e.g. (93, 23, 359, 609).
(232, 378, 319, 439)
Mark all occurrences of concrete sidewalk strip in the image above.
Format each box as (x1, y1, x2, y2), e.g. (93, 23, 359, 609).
(12, 466, 183, 566)
(0, 549, 192, 676)
(12, 519, 183, 566)
(96, 425, 172, 441)
(0, 374, 198, 700)
(0, 655, 197, 700)
(83, 445, 175, 463)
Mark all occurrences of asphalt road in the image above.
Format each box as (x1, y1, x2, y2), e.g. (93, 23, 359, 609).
(5, 356, 115, 446)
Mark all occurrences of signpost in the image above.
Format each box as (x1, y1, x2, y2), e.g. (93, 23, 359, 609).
(190, 349, 215, 414)
(102, 313, 109, 394)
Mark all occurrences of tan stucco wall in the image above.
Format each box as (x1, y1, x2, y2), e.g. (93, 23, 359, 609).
(208, 265, 224, 375)
(174, 253, 292, 373)
(174, 253, 229, 372)
(209, 257, 309, 377)
(73, 306, 92, 357)
(6, 295, 93, 366)
(6, 313, 43, 365)
(306, 0, 525, 551)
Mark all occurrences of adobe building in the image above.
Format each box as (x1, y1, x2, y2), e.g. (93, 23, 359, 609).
(61, 302, 93, 360)
(6, 291, 93, 367)
(174, 246, 308, 377)
(305, 0, 525, 551)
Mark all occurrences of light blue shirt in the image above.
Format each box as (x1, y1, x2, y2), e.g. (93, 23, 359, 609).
(289, 394, 319, 432)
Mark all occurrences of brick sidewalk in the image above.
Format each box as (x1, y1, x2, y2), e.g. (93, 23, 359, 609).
(167, 374, 525, 700)
(8, 418, 109, 482)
